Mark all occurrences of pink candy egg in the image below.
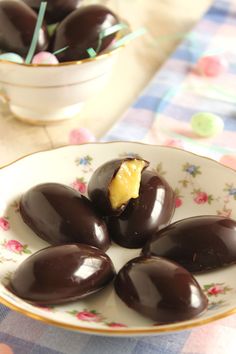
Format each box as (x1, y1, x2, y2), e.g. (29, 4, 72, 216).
(196, 55, 228, 77)
(220, 155, 236, 170)
(69, 128, 96, 144)
(32, 51, 59, 64)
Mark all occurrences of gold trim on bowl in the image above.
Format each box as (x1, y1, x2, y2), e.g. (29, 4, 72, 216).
(0, 71, 108, 89)
(1, 142, 236, 335)
(0, 43, 123, 68)
(0, 22, 130, 68)
(13, 113, 78, 126)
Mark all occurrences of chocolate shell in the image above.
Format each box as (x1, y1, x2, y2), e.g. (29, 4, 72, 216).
(19, 183, 110, 251)
(108, 170, 175, 248)
(0, 1, 49, 57)
(88, 158, 149, 217)
(142, 216, 236, 272)
(115, 256, 208, 323)
(10, 244, 116, 305)
(22, 0, 82, 24)
(52, 5, 119, 61)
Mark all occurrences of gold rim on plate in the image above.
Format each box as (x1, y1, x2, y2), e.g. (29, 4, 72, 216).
(1, 293, 236, 335)
(1, 142, 236, 335)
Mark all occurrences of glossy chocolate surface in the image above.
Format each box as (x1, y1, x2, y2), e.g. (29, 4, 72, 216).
(142, 216, 236, 272)
(52, 5, 119, 61)
(88, 158, 149, 217)
(10, 244, 115, 305)
(108, 170, 175, 248)
(0, 1, 49, 57)
(20, 183, 110, 251)
(115, 256, 208, 323)
(23, 0, 82, 24)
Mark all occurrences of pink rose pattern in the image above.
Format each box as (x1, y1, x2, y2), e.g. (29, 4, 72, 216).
(203, 283, 232, 311)
(2, 240, 31, 254)
(194, 191, 208, 204)
(175, 197, 183, 208)
(174, 188, 183, 208)
(71, 178, 87, 194)
(171, 162, 233, 215)
(203, 283, 232, 297)
(68, 309, 127, 327)
(76, 311, 102, 322)
(0, 217, 10, 231)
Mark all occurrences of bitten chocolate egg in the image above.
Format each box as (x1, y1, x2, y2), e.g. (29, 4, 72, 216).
(0, 1, 49, 57)
(10, 244, 116, 305)
(142, 216, 236, 273)
(108, 170, 175, 248)
(88, 158, 149, 217)
(19, 183, 110, 251)
(115, 256, 208, 323)
(52, 5, 119, 61)
(23, 0, 82, 24)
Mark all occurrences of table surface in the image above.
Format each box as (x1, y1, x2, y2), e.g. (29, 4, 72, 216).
(0, 0, 212, 167)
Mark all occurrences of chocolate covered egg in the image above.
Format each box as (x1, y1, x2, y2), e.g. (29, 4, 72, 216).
(52, 5, 119, 61)
(142, 216, 236, 272)
(23, 0, 82, 24)
(0, 0, 49, 57)
(20, 183, 110, 251)
(115, 256, 208, 323)
(88, 158, 149, 217)
(108, 170, 175, 248)
(10, 244, 115, 305)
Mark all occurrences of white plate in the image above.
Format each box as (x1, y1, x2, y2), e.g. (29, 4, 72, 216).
(0, 142, 236, 336)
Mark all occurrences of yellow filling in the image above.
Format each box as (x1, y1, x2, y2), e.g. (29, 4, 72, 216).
(108, 160, 146, 210)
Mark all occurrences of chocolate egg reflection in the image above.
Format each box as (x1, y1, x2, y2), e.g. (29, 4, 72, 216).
(23, 0, 82, 24)
(88, 158, 149, 217)
(142, 216, 236, 272)
(115, 256, 208, 323)
(52, 5, 119, 61)
(10, 244, 116, 305)
(20, 183, 110, 251)
(0, 1, 49, 57)
(108, 170, 175, 248)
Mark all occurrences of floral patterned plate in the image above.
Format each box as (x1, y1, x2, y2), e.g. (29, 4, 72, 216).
(0, 142, 236, 336)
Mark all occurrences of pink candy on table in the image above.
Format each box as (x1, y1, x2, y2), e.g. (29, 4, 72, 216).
(196, 55, 228, 77)
(220, 155, 236, 170)
(69, 128, 96, 145)
(32, 51, 59, 65)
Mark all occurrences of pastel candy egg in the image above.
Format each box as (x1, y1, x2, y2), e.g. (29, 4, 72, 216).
(220, 155, 236, 170)
(196, 56, 228, 77)
(32, 51, 59, 64)
(191, 112, 224, 137)
(69, 128, 96, 144)
(0, 52, 24, 63)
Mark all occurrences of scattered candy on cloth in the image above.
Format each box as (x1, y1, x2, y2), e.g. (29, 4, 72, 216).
(1, 1, 236, 354)
(103, 0, 236, 170)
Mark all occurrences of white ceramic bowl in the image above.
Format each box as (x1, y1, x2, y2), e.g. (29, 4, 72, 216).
(0, 47, 122, 125)
(1, 142, 236, 336)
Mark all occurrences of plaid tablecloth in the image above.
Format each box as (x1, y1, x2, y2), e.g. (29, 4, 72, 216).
(104, 0, 236, 167)
(1, 0, 236, 353)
